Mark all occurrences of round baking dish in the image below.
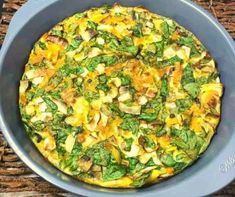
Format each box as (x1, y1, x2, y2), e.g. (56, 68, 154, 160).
(0, 0, 235, 196)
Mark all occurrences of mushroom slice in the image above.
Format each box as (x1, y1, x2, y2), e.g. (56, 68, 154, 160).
(88, 47, 101, 58)
(119, 103, 141, 115)
(145, 87, 158, 98)
(138, 96, 148, 105)
(86, 112, 100, 131)
(124, 144, 140, 157)
(119, 86, 129, 95)
(118, 92, 131, 102)
(65, 134, 75, 153)
(81, 29, 97, 41)
(52, 99, 67, 114)
(77, 155, 93, 172)
(96, 63, 105, 74)
(100, 112, 108, 127)
(111, 146, 121, 164)
(19, 80, 29, 93)
(47, 35, 68, 46)
(109, 78, 121, 88)
(108, 86, 118, 98)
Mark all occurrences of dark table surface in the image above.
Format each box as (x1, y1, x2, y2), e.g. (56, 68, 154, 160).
(0, 0, 235, 196)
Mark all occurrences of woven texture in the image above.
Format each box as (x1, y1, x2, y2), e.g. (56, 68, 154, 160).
(0, 0, 235, 196)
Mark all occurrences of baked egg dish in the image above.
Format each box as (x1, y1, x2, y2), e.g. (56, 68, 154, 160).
(19, 4, 223, 188)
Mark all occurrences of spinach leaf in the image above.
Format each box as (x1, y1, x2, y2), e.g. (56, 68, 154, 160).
(160, 74, 169, 98)
(139, 113, 157, 122)
(33, 120, 45, 130)
(61, 141, 82, 171)
(109, 103, 125, 117)
(181, 64, 201, 98)
(181, 64, 195, 86)
(156, 40, 164, 57)
(124, 138, 133, 151)
(87, 21, 98, 30)
(84, 56, 102, 72)
(157, 55, 182, 68)
(160, 153, 176, 167)
(121, 75, 132, 86)
(145, 137, 156, 149)
(84, 91, 100, 103)
(131, 173, 150, 187)
(132, 23, 143, 37)
(96, 74, 110, 93)
(177, 36, 194, 46)
(103, 164, 126, 181)
(38, 41, 47, 50)
(161, 21, 170, 39)
(42, 96, 58, 111)
(66, 38, 82, 52)
(177, 36, 200, 57)
(87, 146, 111, 166)
(110, 36, 139, 56)
(183, 82, 200, 98)
(84, 55, 118, 72)
(102, 55, 118, 65)
(176, 98, 193, 113)
(156, 128, 166, 137)
(120, 115, 140, 135)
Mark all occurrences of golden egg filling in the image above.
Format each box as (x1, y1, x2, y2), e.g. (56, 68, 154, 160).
(19, 4, 223, 188)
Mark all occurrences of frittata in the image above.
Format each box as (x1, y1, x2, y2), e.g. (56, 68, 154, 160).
(19, 4, 223, 188)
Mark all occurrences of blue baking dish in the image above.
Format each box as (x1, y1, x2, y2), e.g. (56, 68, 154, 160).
(0, 0, 235, 196)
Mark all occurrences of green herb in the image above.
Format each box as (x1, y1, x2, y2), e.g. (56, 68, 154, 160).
(208, 72, 219, 82)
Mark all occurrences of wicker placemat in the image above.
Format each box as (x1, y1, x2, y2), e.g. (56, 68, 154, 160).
(0, 0, 235, 196)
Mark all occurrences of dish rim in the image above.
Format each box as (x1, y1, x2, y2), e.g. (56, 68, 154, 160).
(0, 0, 235, 196)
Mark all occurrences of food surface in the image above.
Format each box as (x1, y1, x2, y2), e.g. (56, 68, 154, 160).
(19, 4, 223, 188)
